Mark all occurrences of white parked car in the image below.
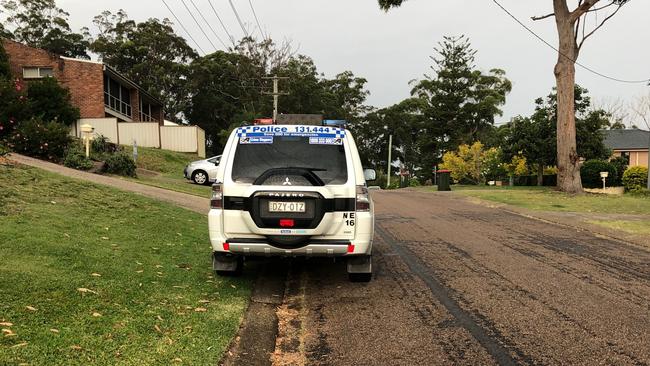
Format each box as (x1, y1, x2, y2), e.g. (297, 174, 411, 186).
(208, 122, 376, 281)
(184, 155, 221, 185)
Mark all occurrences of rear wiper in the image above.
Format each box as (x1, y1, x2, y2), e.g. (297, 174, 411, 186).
(283, 166, 327, 172)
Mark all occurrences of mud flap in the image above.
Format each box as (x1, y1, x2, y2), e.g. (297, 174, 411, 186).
(347, 255, 372, 274)
(213, 252, 241, 273)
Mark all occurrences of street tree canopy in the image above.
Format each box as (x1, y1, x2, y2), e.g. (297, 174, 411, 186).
(90, 10, 198, 122)
(0, 0, 90, 58)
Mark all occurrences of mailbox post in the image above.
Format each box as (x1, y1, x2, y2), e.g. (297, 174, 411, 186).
(600, 171, 609, 190)
(80, 124, 94, 157)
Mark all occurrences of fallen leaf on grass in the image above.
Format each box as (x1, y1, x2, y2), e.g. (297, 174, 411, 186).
(136, 261, 143, 265)
(50, 201, 56, 204)
(0, 322, 13, 327)
(230, 284, 236, 289)
(77, 288, 97, 294)
(198, 299, 210, 304)
(136, 270, 144, 273)
(194, 307, 207, 312)
(101, 237, 109, 240)
(173, 357, 182, 363)
(50, 328, 59, 333)
(70, 345, 82, 350)
(156, 315, 163, 321)
(2, 328, 15, 335)
(64, 233, 70, 238)
(11, 342, 27, 348)
(92, 312, 102, 317)
(25, 306, 37, 311)
(155, 264, 163, 268)
(154, 325, 162, 333)
(91, 273, 101, 277)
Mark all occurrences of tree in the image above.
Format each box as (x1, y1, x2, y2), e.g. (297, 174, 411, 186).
(185, 51, 264, 154)
(530, 1, 632, 193)
(411, 36, 511, 149)
(90, 10, 198, 121)
(504, 85, 610, 185)
(1, 0, 89, 58)
(440, 141, 501, 184)
(378, 0, 632, 193)
(0, 40, 10, 80)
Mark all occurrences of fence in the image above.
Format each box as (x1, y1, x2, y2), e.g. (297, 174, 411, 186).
(71, 118, 206, 157)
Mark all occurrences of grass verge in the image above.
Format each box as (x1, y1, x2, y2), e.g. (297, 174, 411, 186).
(452, 186, 650, 215)
(587, 220, 650, 235)
(0, 164, 250, 365)
(121, 146, 211, 197)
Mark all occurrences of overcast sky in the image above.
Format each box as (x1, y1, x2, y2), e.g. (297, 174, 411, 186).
(58, 0, 650, 124)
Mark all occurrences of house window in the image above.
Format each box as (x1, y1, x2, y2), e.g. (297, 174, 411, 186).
(139, 99, 158, 122)
(104, 75, 132, 118)
(22, 67, 54, 79)
(620, 152, 630, 165)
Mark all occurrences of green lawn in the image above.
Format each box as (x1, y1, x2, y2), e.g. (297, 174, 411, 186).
(450, 186, 650, 215)
(120, 146, 211, 197)
(0, 164, 250, 365)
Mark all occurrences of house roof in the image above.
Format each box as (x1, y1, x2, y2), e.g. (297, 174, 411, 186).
(603, 129, 650, 150)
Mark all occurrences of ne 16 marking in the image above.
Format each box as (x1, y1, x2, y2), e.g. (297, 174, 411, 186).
(343, 212, 355, 226)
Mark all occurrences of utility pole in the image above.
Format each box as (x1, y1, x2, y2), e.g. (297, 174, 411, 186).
(262, 75, 289, 123)
(386, 134, 393, 189)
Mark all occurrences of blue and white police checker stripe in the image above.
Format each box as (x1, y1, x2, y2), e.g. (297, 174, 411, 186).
(236, 125, 345, 140)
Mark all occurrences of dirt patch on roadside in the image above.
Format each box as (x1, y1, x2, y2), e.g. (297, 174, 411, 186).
(272, 266, 308, 366)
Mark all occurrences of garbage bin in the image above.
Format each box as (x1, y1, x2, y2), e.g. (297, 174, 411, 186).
(437, 170, 451, 191)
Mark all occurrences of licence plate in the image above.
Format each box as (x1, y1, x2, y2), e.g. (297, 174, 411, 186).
(268, 201, 305, 213)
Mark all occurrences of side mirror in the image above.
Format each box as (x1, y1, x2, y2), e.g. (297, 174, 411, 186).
(363, 168, 377, 182)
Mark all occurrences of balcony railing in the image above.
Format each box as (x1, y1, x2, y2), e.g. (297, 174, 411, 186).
(104, 92, 132, 118)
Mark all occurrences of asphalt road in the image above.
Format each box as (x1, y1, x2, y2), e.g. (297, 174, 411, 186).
(273, 189, 650, 366)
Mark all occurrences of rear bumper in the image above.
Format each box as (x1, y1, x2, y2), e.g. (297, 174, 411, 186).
(224, 238, 352, 256)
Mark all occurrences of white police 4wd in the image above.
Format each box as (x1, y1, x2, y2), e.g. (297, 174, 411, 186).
(208, 122, 376, 282)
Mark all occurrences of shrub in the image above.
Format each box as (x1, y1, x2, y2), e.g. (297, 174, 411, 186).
(9, 118, 72, 161)
(91, 134, 118, 154)
(0, 141, 9, 157)
(103, 152, 137, 177)
(609, 156, 627, 186)
(64, 143, 93, 170)
(622, 166, 648, 192)
(580, 160, 617, 189)
(26, 77, 80, 125)
(409, 178, 421, 187)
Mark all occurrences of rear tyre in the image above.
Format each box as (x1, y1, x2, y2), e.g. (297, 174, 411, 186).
(213, 253, 243, 277)
(192, 170, 209, 185)
(349, 272, 372, 282)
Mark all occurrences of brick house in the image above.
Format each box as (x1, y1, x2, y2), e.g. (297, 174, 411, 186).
(2, 38, 164, 124)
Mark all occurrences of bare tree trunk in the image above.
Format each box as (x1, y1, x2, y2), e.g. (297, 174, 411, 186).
(553, 0, 583, 193)
(537, 163, 544, 186)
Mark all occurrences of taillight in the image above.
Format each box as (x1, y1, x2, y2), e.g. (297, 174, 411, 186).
(356, 185, 370, 211)
(210, 183, 223, 209)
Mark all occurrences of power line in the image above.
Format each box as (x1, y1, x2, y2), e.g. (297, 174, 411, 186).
(179, 0, 218, 52)
(207, 0, 236, 46)
(248, 0, 266, 39)
(228, 0, 249, 38)
(491, 0, 650, 85)
(160, 0, 206, 54)
(188, 0, 228, 49)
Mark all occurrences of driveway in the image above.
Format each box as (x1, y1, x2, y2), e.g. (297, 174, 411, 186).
(273, 189, 650, 365)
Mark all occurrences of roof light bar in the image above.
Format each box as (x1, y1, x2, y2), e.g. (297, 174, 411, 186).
(323, 119, 347, 129)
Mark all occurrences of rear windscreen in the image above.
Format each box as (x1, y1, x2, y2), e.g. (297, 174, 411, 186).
(231, 136, 348, 184)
